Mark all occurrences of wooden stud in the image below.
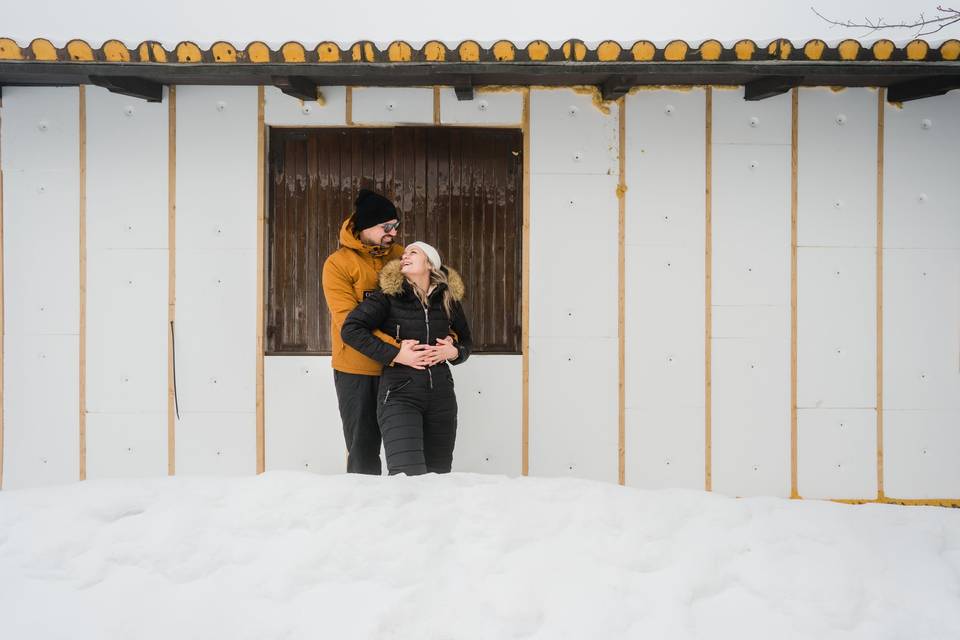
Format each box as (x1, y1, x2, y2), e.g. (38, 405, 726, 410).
(256, 86, 266, 474)
(790, 87, 800, 499)
(168, 86, 177, 476)
(79, 85, 87, 481)
(833, 497, 960, 508)
(521, 87, 530, 476)
(704, 86, 712, 492)
(876, 87, 885, 500)
(433, 86, 441, 124)
(345, 86, 353, 126)
(617, 96, 626, 486)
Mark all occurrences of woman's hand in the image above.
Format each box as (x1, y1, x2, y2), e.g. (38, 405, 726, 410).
(392, 340, 431, 370)
(427, 336, 460, 365)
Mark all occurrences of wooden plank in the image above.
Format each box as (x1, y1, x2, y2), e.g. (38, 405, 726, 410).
(256, 85, 265, 474)
(480, 128, 492, 349)
(433, 86, 441, 125)
(3, 60, 951, 91)
(704, 86, 712, 492)
(79, 85, 87, 482)
(426, 127, 439, 260)
(618, 96, 626, 486)
(167, 85, 176, 476)
(876, 87, 885, 500)
(494, 132, 507, 348)
(345, 87, 353, 126)
(503, 132, 519, 351)
(292, 132, 306, 350)
(791, 87, 800, 499)
(522, 88, 531, 476)
(305, 132, 321, 353)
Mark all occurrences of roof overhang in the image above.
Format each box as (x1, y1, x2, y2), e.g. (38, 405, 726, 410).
(2, 37, 959, 103)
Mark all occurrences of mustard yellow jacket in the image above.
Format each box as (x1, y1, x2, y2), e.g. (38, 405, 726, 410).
(321, 218, 404, 375)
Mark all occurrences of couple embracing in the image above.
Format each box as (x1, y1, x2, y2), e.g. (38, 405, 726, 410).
(322, 189, 472, 476)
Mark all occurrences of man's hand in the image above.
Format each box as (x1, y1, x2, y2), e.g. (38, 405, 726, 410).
(392, 340, 431, 370)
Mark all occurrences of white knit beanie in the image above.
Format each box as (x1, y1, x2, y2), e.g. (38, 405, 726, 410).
(408, 241, 442, 271)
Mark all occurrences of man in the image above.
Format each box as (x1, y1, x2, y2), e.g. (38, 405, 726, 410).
(322, 189, 429, 474)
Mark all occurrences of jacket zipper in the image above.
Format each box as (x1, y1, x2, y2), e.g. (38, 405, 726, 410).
(423, 303, 433, 389)
(383, 379, 411, 405)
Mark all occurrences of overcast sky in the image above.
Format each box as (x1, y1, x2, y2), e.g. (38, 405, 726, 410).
(4, 0, 957, 47)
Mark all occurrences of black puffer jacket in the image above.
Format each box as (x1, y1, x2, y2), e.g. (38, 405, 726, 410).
(341, 259, 472, 368)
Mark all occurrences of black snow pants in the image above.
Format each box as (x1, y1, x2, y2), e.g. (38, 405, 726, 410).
(333, 370, 383, 475)
(377, 365, 458, 475)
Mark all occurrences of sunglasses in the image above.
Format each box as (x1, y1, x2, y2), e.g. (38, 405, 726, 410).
(381, 221, 401, 232)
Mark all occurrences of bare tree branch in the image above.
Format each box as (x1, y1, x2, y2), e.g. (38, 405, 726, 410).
(811, 6, 960, 38)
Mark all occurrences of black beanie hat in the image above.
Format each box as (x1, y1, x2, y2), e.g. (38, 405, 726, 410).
(353, 189, 398, 232)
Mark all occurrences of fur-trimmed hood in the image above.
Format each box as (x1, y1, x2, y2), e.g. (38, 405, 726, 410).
(379, 259, 465, 300)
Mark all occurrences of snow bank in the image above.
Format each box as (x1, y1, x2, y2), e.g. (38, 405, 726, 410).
(1, 472, 958, 639)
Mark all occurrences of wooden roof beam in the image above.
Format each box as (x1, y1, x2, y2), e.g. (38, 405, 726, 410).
(88, 75, 163, 102)
(600, 76, 632, 101)
(887, 75, 960, 103)
(271, 75, 322, 101)
(454, 76, 474, 101)
(744, 76, 802, 101)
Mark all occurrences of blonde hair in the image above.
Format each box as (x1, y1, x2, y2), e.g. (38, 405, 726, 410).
(411, 265, 455, 317)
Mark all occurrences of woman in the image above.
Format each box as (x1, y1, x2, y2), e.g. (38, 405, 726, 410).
(341, 241, 472, 475)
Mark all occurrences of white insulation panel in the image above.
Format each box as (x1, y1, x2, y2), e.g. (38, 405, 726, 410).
(2, 87, 80, 337)
(439, 88, 522, 126)
(85, 413, 167, 479)
(883, 91, 960, 250)
(797, 409, 877, 499)
(264, 86, 347, 126)
(625, 89, 705, 247)
(881, 90, 960, 499)
(0, 86, 80, 174)
(86, 86, 168, 250)
(712, 88, 791, 145)
(265, 356, 347, 474)
(528, 91, 618, 485)
(883, 249, 960, 411)
(711, 337, 791, 497)
(797, 88, 877, 248)
(175, 249, 256, 413)
(451, 355, 522, 476)
(351, 87, 433, 124)
(3, 168, 80, 335)
(85, 249, 168, 413)
(529, 337, 618, 483)
(529, 174, 617, 339)
(711, 91, 791, 497)
(624, 90, 705, 490)
(626, 247, 703, 409)
(711, 144, 791, 306)
(2, 335, 80, 489)
(884, 410, 960, 498)
(2, 87, 81, 490)
(530, 89, 618, 176)
(797, 247, 876, 409)
(624, 90, 705, 493)
(176, 86, 258, 251)
(626, 407, 705, 490)
(175, 412, 256, 476)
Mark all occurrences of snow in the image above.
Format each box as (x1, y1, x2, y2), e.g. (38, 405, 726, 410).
(1, 472, 959, 640)
(4, 0, 959, 49)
